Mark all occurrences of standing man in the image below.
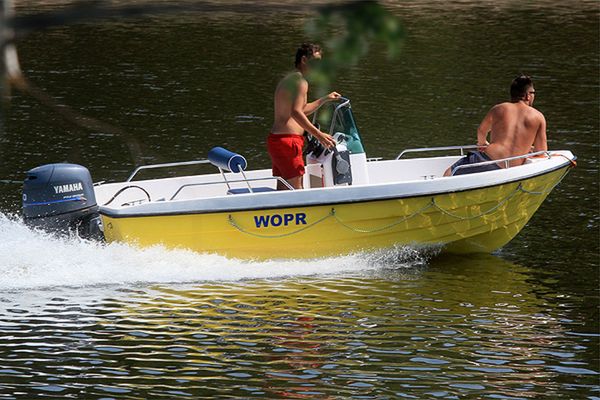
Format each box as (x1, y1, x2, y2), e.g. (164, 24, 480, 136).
(269, 43, 341, 190)
(445, 75, 548, 176)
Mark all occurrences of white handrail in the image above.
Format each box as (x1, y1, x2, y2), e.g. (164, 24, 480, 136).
(450, 151, 551, 176)
(396, 145, 481, 160)
(328, 97, 351, 134)
(169, 177, 294, 200)
(126, 160, 212, 182)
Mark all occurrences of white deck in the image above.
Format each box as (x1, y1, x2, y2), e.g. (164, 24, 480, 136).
(95, 151, 574, 217)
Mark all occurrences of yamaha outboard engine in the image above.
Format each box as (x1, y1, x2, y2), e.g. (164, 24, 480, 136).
(22, 163, 103, 240)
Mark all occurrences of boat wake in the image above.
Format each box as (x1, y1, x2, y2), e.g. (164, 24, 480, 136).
(0, 213, 438, 290)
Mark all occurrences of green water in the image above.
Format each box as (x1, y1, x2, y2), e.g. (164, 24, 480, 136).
(0, 1, 598, 398)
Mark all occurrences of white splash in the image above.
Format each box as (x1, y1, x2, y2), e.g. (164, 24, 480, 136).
(0, 213, 435, 289)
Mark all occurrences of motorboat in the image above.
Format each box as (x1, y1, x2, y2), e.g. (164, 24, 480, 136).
(21, 98, 576, 259)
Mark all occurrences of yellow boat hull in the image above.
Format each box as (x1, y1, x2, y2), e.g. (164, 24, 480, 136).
(101, 166, 570, 259)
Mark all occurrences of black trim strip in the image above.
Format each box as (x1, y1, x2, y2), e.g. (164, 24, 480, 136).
(24, 204, 99, 220)
(100, 162, 573, 219)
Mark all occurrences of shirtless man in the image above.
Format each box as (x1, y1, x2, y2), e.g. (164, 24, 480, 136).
(268, 43, 340, 190)
(445, 75, 547, 176)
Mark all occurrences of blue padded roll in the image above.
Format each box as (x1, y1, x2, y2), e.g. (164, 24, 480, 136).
(208, 147, 247, 173)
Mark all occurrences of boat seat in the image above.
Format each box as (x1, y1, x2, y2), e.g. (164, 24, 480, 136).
(227, 187, 275, 195)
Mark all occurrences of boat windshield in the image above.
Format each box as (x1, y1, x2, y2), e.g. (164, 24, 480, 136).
(313, 98, 365, 154)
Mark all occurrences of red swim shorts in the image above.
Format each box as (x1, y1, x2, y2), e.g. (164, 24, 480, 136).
(267, 134, 305, 179)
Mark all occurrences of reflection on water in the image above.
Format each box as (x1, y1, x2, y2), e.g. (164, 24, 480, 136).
(0, 251, 597, 398)
(0, 0, 598, 398)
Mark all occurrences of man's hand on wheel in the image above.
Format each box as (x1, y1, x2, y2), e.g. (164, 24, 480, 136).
(317, 132, 336, 149)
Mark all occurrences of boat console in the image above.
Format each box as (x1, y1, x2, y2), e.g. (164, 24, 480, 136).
(304, 97, 369, 188)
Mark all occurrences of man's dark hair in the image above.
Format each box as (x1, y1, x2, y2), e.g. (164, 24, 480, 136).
(295, 43, 322, 68)
(510, 75, 534, 101)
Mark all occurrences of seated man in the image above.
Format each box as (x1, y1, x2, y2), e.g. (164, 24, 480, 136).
(268, 43, 339, 190)
(445, 75, 547, 176)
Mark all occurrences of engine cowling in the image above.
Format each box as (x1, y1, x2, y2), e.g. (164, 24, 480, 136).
(22, 163, 103, 240)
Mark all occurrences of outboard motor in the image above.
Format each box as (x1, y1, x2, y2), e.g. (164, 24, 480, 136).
(22, 163, 103, 240)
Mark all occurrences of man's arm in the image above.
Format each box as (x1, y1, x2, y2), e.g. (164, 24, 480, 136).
(303, 92, 341, 115)
(291, 81, 336, 148)
(477, 108, 494, 148)
(533, 113, 548, 152)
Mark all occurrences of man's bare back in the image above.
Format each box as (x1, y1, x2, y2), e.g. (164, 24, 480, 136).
(479, 101, 547, 167)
